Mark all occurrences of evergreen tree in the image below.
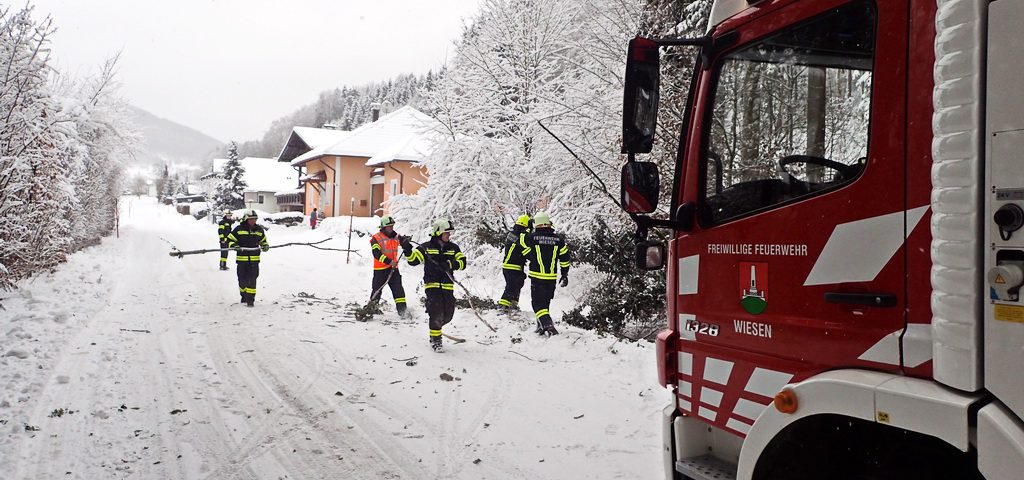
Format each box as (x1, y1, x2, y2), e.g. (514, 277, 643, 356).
(156, 164, 169, 202)
(162, 175, 179, 204)
(212, 142, 247, 211)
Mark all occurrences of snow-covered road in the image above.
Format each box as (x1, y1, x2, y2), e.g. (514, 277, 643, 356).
(1, 197, 666, 479)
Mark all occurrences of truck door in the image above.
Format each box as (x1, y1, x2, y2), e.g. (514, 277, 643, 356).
(672, 0, 914, 436)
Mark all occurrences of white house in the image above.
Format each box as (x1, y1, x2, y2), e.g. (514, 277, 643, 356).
(208, 157, 299, 213)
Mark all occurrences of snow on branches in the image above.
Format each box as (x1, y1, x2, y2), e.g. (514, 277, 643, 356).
(0, 5, 136, 289)
(211, 142, 247, 212)
(391, 0, 642, 243)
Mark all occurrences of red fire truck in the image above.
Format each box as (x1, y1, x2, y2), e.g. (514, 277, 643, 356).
(619, 0, 1024, 478)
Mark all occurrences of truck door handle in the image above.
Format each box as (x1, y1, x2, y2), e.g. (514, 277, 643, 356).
(824, 292, 897, 307)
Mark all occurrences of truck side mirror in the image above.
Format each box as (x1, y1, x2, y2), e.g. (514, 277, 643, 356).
(636, 241, 666, 270)
(621, 161, 660, 214)
(622, 37, 660, 154)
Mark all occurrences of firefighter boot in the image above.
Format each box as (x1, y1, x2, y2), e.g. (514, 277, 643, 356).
(219, 260, 228, 271)
(396, 303, 408, 318)
(431, 336, 444, 353)
(543, 325, 559, 336)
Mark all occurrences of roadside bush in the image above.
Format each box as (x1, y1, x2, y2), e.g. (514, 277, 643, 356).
(561, 218, 666, 339)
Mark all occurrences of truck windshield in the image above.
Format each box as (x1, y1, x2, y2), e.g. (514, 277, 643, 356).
(702, 1, 875, 225)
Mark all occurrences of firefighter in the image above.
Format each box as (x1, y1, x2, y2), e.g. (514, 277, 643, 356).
(369, 215, 411, 316)
(226, 210, 269, 307)
(521, 211, 571, 336)
(404, 218, 467, 352)
(498, 214, 532, 314)
(217, 210, 235, 271)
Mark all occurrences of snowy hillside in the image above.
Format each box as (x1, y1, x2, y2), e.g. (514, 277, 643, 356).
(0, 197, 667, 479)
(128, 105, 224, 167)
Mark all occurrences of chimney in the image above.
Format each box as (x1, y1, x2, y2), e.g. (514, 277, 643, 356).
(370, 103, 381, 122)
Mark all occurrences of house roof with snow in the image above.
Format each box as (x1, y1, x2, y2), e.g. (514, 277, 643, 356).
(276, 126, 352, 164)
(289, 106, 440, 167)
(211, 157, 298, 193)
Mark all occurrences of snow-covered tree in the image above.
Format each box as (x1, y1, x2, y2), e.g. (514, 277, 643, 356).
(58, 53, 139, 249)
(162, 174, 179, 204)
(0, 6, 79, 289)
(211, 142, 246, 211)
(156, 164, 169, 202)
(391, 0, 641, 244)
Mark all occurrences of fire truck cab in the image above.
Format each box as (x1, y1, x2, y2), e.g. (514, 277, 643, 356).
(620, 0, 1024, 478)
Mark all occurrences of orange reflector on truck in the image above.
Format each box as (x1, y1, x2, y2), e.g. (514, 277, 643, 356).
(774, 389, 798, 414)
(655, 329, 678, 388)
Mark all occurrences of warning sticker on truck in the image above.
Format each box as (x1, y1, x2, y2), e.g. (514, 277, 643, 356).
(994, 303, 1024, 323)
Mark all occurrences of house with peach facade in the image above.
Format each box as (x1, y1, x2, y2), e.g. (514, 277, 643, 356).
(278, 106, 436, 218)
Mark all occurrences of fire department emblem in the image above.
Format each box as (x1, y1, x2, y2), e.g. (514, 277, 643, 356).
(739, 262, 768, 315)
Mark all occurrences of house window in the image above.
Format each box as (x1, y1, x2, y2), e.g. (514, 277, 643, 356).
(360, 199, 367, 207)
(391, 179, 398, 196)
(258, 195, 265, 204)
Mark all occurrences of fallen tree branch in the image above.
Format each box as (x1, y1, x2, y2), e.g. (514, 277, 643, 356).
(169, 238, 354, 258)
(509, 351, 545, 362)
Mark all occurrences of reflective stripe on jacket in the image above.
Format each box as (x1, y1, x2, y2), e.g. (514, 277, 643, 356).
(522, 227, 570, 282)
(501, 225, 529, 271)
(218, 219, 234, 242)
(406, 237, 466, 290)
(371, 231, 401, 270)
(226, 223, 269, 263)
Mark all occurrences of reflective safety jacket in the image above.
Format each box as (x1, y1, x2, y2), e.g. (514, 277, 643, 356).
(501, 225, 530, 271)
(226, 223, 269, 263)
(406, 237, 466, 290)
(521, 226, 571, 282)
(218, 218, 234, 243)
(371, 230, 402, 270)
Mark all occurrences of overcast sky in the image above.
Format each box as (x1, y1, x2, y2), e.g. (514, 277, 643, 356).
(31, 0, 482, 142)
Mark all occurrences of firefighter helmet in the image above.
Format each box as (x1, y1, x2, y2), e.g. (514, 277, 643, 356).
(533, 211, 552, 226)
(515, 214, 531, 228)
(380, 215, 395, 228)
(242, 209, 258, 221)
(430, 218, 455, 237)
(223, 210, 234, 219)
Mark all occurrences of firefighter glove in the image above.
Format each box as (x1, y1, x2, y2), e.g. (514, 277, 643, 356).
(402, 243, 413, 256)
(447, 258, 460, 270)
(559, 273, 569, 287)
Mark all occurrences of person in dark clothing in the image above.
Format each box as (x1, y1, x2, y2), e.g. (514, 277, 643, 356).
(498, 214, 532, 313)
(226, 210, 270, 307)
(310, 208, 318, 229)
(404, 218, 467, 353)
(369, 215, 412, 316)
(520, 211, 571, 336)
(217, 210, 235, 271)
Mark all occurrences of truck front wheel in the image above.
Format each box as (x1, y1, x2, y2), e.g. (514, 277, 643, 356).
(752, 414, 983, 480)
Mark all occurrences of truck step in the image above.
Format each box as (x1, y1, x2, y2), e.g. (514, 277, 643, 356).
(676, 454, 737, 480)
